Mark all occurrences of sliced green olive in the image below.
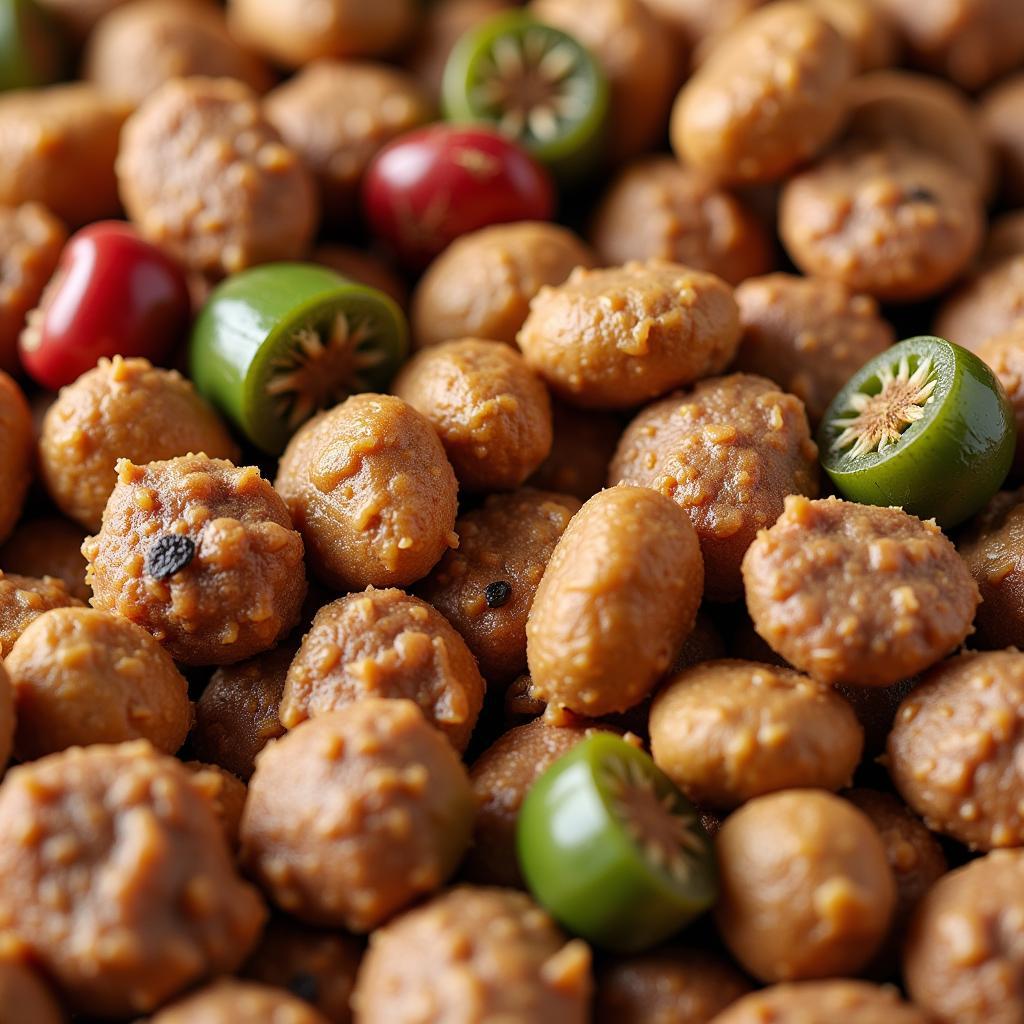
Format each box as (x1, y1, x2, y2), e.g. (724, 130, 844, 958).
(0, 0, 64, 91)
(441, 11, 609, 180)
(818, 335, 1015, 528)
(516, 733, 717, 953)
(189, 262, 408, 455)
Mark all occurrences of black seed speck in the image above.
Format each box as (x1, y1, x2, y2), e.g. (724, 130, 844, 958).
(144, 534, 195, 580)
(287, 972, 319, 1003)
(484, 581, 512, 608)
(905, 187, 936, 204)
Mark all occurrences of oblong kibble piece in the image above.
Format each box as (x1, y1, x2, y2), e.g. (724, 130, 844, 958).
(610, 373, 819, 601)
(275, 394, 458, 591)
(527, 485, 703, 717)
(241, 700, 474, 932)
(650, 659, 863, 810)
(117, 76, 318, 278)
(670, 2, 854, 185)
(712, 980, 931, 1024)
(0, 371, 33, 546)
(714, 789, 896, 983)
(0, 572, 84, 659)
(280, 588, 485, 753)
(83, 454, 307, 666)
(40, 356, 240, 533)
(393, 338, 553, 492)
(5, 607, 191, 761)
(0, 956, 65, 1024)
(351, 886, 592, 1024)
(0, 742, 266, 1017)
(742, 496, 979, 686)
(151, 980, 329, 1024)
(904, 850, 1024, 1024)
(0, 517, 90, 603)
(517, 260, 741, 410)
(888, 650, 1024, 851)
(418, 488, 580, 686)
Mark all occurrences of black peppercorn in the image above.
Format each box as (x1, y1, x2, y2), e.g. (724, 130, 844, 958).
(144, 534, 196, 580)
(484, 580, 512, 608)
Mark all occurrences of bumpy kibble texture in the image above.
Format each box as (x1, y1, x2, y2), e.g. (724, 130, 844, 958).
(185, 761, 247, 852)
(527, 485, 703, 716)
(0, 372, 33, 546)
(743, 496, 979, 686)
(117, 77, 318, 278)
(977, 328, 1024, 477)
(528, 401, 622, 502)
(40, 357, 240, 533)
(275, 394, 458, 591)
(0, 742, 266, 1017)
(352, 886, 592, 1024)
(934, 253, 1024, 353)
(0, 572, 84, 659)
(84, 454, 307, 666)
(241, 701, 474, 931)
(152, 979, 329, 1024)
(518, 260, 741, 410)
(0, 955, 64, 1024)
(0, 517, 89, 602)
(611, 373, 819, 601)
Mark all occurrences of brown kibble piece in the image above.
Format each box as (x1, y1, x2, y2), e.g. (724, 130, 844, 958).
(804, 0, 899, 72)
(0, 371, 32, 546)
(0, 954, 64, 1024)
(711, 980, 930, 1023)
(0, 663, 12, 770)
(0, 573, 84, 660)
(934, 253, 1024, 353)
(982, 72, 1024, 206)
(185, 761, 247, 852)
(0, 518, 89, 603)
(152, 980, 329, 1024)
(976, 329, 1024, 478)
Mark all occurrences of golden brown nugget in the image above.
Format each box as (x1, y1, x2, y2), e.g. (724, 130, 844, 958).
(0, 742, 266, 1017)
(394, 339, 552, 492)
(352, 886, 592, 1024)
(934, 254, 1024, 353)
(670, 3, 853, 185)
(0, 371, 32, 545)
(518, 260, 741, 410)
(0, 572, 84, 659)
(281, 588, 484, 753)
(742, 496, 979, 686)
(118, 77, 318, 278)
(152, 980, 329, 1024)
(611, 373, 819, 601)
(714, 789, 896, 983)
(982, 72, 1024, 206)
(40, 356, 239, 533)
(241, 701, 474, 931)
(650, 660, 863, 810)
(0, 517, 89, 602)
(275, 394, 458, 591)
(419, 489, 580, 686)
(0, 954, 64, 1024)
(527, 485, 703, 717)
(84, 454, 307, 666)
(590, 158, 773, 286)
(412, 221, 595, 350)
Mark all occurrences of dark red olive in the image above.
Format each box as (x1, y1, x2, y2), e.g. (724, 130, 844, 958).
(362, 124, 556, 268)
(19, 221, 191, 389)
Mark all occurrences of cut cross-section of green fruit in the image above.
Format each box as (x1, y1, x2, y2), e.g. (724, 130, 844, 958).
(188, 262, 408, 455)
(818, 335, 1015, 528)
(442, 11, 609, 179)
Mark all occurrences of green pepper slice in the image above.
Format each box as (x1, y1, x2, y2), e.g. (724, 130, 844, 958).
(441, 11, 609, 180)
(818, 335, 1015, 528)
(189, 262, 408, 455)
(516, 733, 717, 953)
(0, 0, 64, 91)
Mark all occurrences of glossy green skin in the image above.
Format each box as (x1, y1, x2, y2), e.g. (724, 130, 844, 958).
(189, 262, 408, 455)
(0, 0, 63, 90)
(441, 11, 609, 180)
(819, 336, 1015, 528)
(517, 733, 717, 953)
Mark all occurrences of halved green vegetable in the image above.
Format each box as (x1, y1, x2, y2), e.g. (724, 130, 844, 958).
(0, 0, 64, 91)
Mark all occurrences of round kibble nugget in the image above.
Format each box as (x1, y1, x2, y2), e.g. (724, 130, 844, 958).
(275, 394, 458, 591)
(5, 607, 191, 760)
(152, 980, 329, 1024)
(670, 3, 853, 185)
(779, 142, 983, 302)
(0, 371, 32, 546)
(982, 72, 1024, 206)
(191, 644, 291, 780)
(0, 955, 64, 1024)
(40, 356, 240, 533)
(412, 222, 595, 350)
(0, 572, 84, 659)
(933, 253, 1024, 353)
(714, 789, 896, 983)
(280, 589, 485, 754)
(527, 485, 703, 717)
(978, 326, 1024, 478)
(518, 260, 741, 410)
(117, 77, 318, 278)
(241, 700, 474, 931)
(904, 849, 1024, 1024)
(185, 761, 247, 852)
(595, 947, 752, 1024)
(243, 917, 363, 1024)
(393, 339, 552, 492)
(0, 663, 12, 769)
(0, 84, 128, 227)
(742, 496, 979, 686)
(352, 886, 592, 1024)
(84, 454, 307, 666)
(590, 158, 773, 286)
(266, 60, 432, 223)
(84, 0, 272, 105)
(611, 373, 819, 602)
(0, 517, 89, 603)
(888, 651, 1024, 850)
(419, 489, 580, 686)
(650, 659, 863, 810)
(712, 980, 931, 1024)
(0, 742, 266, 1017)
(733, 274, 895, 424)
